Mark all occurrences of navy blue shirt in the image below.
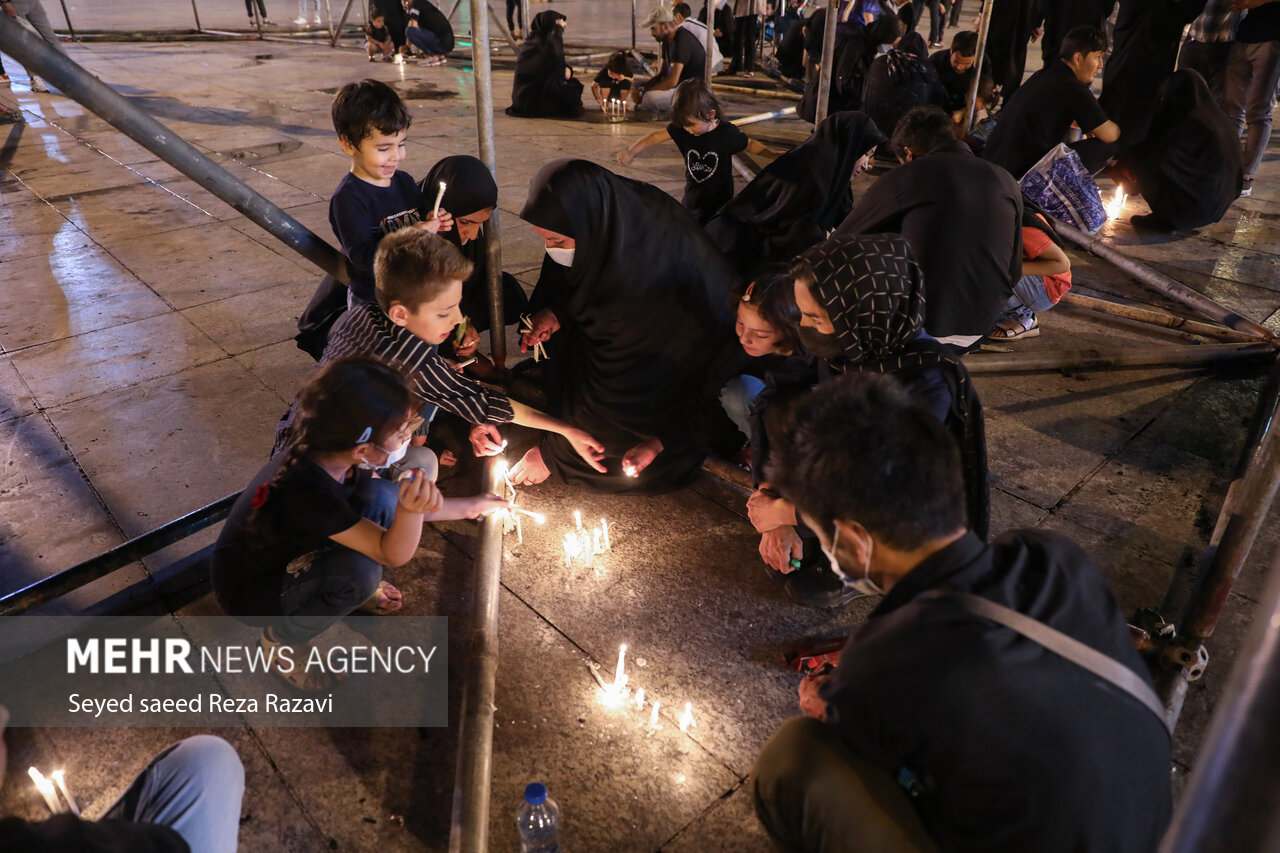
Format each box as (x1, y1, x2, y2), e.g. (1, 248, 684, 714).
(328, 170, 422, 304)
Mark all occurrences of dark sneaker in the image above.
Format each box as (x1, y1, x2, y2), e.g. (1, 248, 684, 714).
(784, 564, 868, 608)
(1240, 178, 1253, 198)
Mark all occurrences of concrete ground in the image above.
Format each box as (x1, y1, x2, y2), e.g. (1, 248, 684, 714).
(1, 19, 1279, 853)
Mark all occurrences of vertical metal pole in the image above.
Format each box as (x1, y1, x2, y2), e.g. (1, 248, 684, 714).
(814, 0, 838, 124)
(190, 0, 204, 32)
(331, 0, 357, 48)
(705, 2, 715, 83)
(468, 0, 506, 367)
(252, 0, 265, 38)
(449, 458, 505, 853)
(56, 0, 75, 40)
(520, 0, 530, 38)
(963, 0, 993, 132)
(632, 0, 637, 49)
(324, 0, 335, 36)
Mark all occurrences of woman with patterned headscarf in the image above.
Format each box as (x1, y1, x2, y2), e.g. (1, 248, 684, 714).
(746, 232, 988, 607)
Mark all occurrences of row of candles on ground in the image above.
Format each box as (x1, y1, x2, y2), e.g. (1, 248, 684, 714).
(594, 644, 697, 734)
(28, 766, 79, 815)
(604, 98, 631, 121)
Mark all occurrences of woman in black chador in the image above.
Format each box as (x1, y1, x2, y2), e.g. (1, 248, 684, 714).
(507, 10, 584, 118)
(510, 159, 737, 493)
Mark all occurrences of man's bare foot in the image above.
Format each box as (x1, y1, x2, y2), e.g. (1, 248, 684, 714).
(509, 446, 551, 484)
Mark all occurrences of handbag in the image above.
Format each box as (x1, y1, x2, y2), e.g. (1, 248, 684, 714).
(1018, 143, 1107, 235)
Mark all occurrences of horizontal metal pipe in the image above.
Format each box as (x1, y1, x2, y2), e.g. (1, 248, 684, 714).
(965, 343, 1275, 375)
(1055, 222, 1277, 345)
(712, 81, 803, 100)
(0, 16, 349, 283)
(1058, 292, 1259, 344)
(701, 455, 754, 491)
(731, 106, 797, 127)
(0, 493, 239, 616)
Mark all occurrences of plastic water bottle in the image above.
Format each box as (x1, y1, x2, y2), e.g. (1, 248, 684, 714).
(516, 782, 561, 853)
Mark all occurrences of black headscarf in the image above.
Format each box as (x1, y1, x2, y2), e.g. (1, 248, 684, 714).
(801, 233, 989, 538)
(705, 111, 886, 276)
(507, 10, 585, 118)
(519, 159, 736, 492)
(861, 48, 944, 146)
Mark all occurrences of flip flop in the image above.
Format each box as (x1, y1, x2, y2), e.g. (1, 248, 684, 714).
(260, 629, 337, 692)
(357, 580, 403, 615)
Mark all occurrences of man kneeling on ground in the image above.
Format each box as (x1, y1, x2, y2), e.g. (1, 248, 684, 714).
(751, 374, 1173, 853)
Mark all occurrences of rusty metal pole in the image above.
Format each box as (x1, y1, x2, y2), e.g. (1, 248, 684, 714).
(190, 0, 204, 32)
(468, 0, 506, 366)
(814, 0, 839, 124)
(965, 343, 1276, 374)
(964, 0, 993, 131)
(55, 0, 75, 40)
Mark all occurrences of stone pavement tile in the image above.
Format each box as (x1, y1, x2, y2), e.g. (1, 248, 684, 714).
(230, 150, 350, 198)
(1135, 372, 1263, 471)
(149, 170, 326, 222)
(9, 312, 224, 409)
(1108, 229, 1280, 292)
(0, 412, 124, 597)
(0, 240, 171, 352)
(49, 358, 287, 538)
(182, 279, 315, 356)
(0, 201, 86, 263)
(0, 361, 35, 424)
(233, 339, 319, 405)
(103, 219, 314, 309)
(230, 199, 332, 244)
(661, 780, 775, 853)
(988, 487, 1045, 537)
(17, 158, 148, 201)
(50, 181, 215, 242)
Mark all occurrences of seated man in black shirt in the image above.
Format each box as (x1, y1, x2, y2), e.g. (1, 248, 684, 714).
(751, 373, 1173, 853)
(983, 26, 1121, 177)
(929, 30, 992, 112)
(633, 4, 706, 112)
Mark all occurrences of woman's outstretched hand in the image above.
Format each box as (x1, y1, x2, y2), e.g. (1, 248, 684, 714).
(563, 427, 607, 473)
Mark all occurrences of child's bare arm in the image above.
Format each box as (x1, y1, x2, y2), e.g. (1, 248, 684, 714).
(617, 128, 673, 167)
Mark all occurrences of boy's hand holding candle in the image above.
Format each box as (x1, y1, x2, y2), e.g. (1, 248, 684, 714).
(468, 424, 507, 457)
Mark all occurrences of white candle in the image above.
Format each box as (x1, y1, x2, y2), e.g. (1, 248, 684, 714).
(678, 702, 696, 732)
(634, 687, 645, 710)
(431, 181, 446, 219)
(512, 507, 546, 524)
(51, 770, 79, 816)
(593, 527, 602, 554)
(648, 700, 661, 729)
(623, 463, 638, 478)
(564, 533, 574, 567)
(613, 644, 627, 690)
(574, 510, 583, 531)
(515, 512, 523, 544)
(28, 768, 59, 814)
(601, 518, 610, 549)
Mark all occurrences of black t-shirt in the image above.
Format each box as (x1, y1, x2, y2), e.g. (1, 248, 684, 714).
(778, 13, 807, 77)
(329, 170, 422, 304)
(367, 22, 390, 40)
(982, 59, 1110, 178)
(668, 120, 749, 223)
(593, 67, 633, 100)
(1237, 4, 1280, 42)
(664, 26, 707, 82)
(928, 48, 992, 112)
(408, 0, 455, 50)
(210, 455, 365, 619)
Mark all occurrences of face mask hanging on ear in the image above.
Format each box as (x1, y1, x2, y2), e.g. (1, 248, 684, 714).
(546, 246, 576, 267)
(820, 524, 884, 596)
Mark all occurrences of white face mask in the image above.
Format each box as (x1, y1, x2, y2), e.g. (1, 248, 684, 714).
(546, 246, 575, 267)
(381, 437, 410, 467)
(820, 524, 883, 596)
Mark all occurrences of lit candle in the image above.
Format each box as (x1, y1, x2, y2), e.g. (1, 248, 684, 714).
(613, 643, 627, 691)
(512, 507, 546, 524)
(593, 527, 602, 554)
(623, 463, 638, 478)
(1106, 186, 1127, 221)
(601, 518, 610, 549)
(648, 700, 661, 730)
(574, 510, 583, 531)
(515, 512, 523, 544)
(51, 770, 79, 816)
(678, 702, 696, 733)
(564, 532, 574, 568)
(28, 768, 59, 814)
(634, 687, 645, 709)
(432, 181, 447, 220)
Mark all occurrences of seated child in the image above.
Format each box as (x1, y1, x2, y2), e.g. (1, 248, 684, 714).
(365, 6, 397, 60)
(988, 209, 1072, 340)
(213, 354, 509, 692)
(617, 79, 783, 224)
(329, 80, 453, 307)
(591, 51, 634, 110)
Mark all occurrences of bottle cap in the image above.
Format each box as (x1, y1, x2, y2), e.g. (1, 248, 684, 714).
(524, 782, 547, 805)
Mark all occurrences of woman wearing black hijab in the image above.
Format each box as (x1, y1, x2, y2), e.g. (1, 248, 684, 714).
(418, 156, 530, 350)
(861, 43, 945, 141)
(1114, 69, 1243, 232)
(507, 10, 584, 118)
(705, 111, 886, 276)
(510, 159, 737, 493)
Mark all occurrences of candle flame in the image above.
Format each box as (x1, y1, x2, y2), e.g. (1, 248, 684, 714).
(1106, 186, 1127, 221)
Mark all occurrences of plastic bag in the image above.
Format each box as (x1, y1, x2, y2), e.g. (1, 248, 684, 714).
(1018, 143, 1107, 235)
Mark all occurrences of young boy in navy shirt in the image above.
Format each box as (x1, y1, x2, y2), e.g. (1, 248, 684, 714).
(329, 79, 452, 306)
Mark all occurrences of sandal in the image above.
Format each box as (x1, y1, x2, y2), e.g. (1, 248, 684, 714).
(260, 628, 335, 692)
(357, 580, 403, 615)
(988, 315, 1040, 340)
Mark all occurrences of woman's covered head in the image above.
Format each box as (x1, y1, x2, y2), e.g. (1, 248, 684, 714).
(292, 355, 416, 464)
(733, 264, 801, 357)
(422, 155, 499, 244)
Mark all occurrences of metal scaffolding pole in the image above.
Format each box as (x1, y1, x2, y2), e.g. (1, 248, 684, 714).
(190, 0, 204, 32)
(814, 0, 839, 124)
(0, 16, 349, 283)
(56, 0, 75, 40)
(705, 0, 715, 84)
(468, 0, 506, 367)
(963, 0, 993, 132)
(331, 0, 357, 47)
(965, 343, 1276, 375)
(449, 458, 506, 853)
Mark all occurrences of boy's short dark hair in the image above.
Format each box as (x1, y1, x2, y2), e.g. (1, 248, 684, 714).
(1060, 26, 1107, 61)
(951, 30, 978, 57)
(673, 2, 692, 18)
(769, 373, 967, 548)
(374, 229, 474, 313)
(368, 4, 384, 22)
(605, 50, 631, 76)
(332, 79, 411, 147)
(671, 78, 721, 128)
(866, 12, 904, 47)
(891, 105, 956, 158)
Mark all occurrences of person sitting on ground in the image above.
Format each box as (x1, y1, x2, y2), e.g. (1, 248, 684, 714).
(774, 6, 808, 79)
(706, 110, 885, 275)
(989, 205, 1072, 339)
(617, 79, 783, 224)
(634, 4, 707, 112)
(746, 233, 988, 607)
(982, 26, 1121, 178)
(404, 0, 454, 64)
(0, 708, 246, 853)
(1115, 68, 1243, 230)
(218, 355, 508, 691)
(510, 158, 736, 492)
(860, 34, 947, 144)
(838, 106, 1022, 349)
(929, 30, 993, 112)
(507, 10, 584, 117)
(752, 374, 1173, 853)
(674, 2, 725, 75)
(365, 6, 398, 60)
(372, 0, 408, 54)
(418, 155, 531, 373)
(798, 12, 903, 122)
(591, 51, 634, 109)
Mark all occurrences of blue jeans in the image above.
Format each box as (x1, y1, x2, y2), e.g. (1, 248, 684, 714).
(406, 25, 446, 56)
(104, 736, 245, 853)
(720, 374, 766, 440)
(1000, 274, 1057, 325)
(1224, 39, 1280, 179)
(275, 476, 398, 644)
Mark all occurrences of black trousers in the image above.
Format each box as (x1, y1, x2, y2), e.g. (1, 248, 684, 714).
(948, 0, 965, 27)
(506, 0, 522, 34)
(733, 15, 759, 73)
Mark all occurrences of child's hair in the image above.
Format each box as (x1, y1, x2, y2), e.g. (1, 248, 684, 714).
(671, 79, 720, 128)
(367, 4, 384, 24)
(975, 74, 995, 108)
(733, 263, 802, 353)
(866, 12, 905, 47)
(374, 228, 475, 313)
(332, 79, 411, 147)
(672, 2, 692, 18)
(605, 50, 631, 76)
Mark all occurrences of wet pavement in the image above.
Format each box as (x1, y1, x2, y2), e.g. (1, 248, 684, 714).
(1, 29, 1279, 853)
